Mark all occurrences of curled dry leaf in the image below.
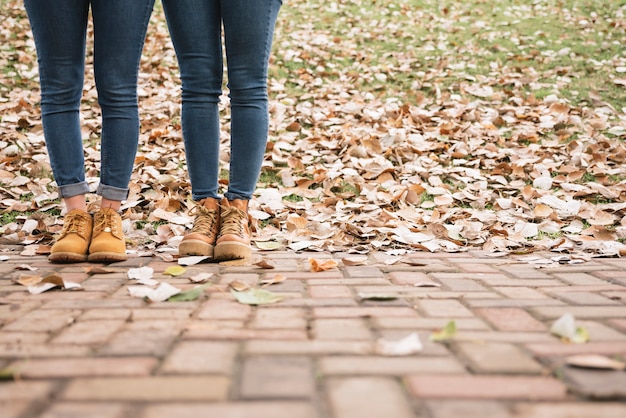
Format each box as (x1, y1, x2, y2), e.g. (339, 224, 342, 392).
(565, 354, 626, 371)
(254, 259, 275, 269)
(341, 255, 368, 266)
(260, 274, 287, 286)
(309, 258, 339, 272)
(188, 272, 214, 284)
(229, 280, 251, 292)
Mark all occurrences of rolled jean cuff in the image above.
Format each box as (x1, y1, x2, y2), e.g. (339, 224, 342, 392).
(224, 192, 251, 201)
(96, 183, 129, 201)
(58, 181, 90, 199)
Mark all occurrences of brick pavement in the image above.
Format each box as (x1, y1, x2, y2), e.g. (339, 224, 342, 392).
(1, 247, 625, 418)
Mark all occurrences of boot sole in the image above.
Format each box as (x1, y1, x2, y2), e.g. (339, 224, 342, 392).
(178, 239, 214, 257)
(88, 252, 128, 264)
(214, 241, 251, 261)
(49, 252, 88, 263)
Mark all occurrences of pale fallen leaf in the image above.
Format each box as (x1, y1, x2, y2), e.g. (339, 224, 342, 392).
(255, 241, 282, 251)
(550, 313, 590, 344)
(164, 265, 187, 277)
(430, 320, 457, 342)
(14, 264, 38, 271)
(127, 267, 159, 286)
(178, 256, 209, 266)
(229, 280, 251, 292)
(341, 255, 368, 266)
(167, 284, 211, 302)
(188, 272, 214, 284)
(254, 259, 275, 269)
(128, 282, 181, 303)
(565, 354, 626, 371)
(260, 274, 287, 286)
(230, 288, 283, 305)
(376, 332, 423, 355)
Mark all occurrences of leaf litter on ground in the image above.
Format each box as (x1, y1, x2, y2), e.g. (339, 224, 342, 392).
(1, 0, 626, 260)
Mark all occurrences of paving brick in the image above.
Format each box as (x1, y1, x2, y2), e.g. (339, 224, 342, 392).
(99, 329, 179, 356)
(511, 402, 626, 418)
(0, 332, 49, 344)
(51, 319, 125, 345)
(160, 341, 237, 374)
(196, 299, 252, 320)
(327, 377, 415, 418)
(139, 402, 318, 418)
(344, 266, 385, 278)
(544, 285, 625, 293)
(454, 331, 554, 343)
(607, 318, 626, 332)
(0, 380, 56, 401)
(552, 272, 609, 286)
(313, 318, 372, 340)
(319, 356, 466, 375)
(0, 343, 91, 358)
(39, 403, 134, 418)
(450, 263, 502, 274)
(417, 300, 474, 317)
(0, 401, 31, 418)
(0, 301, 42, 324)
(525, 342, 626, 357)
(551, 291, 621, 305)
(250, 307, 307, 329)
(308, 278, 390, 286)
(372, 317, 490, 331)
(308, 285, 353, 298)
(239, 356, 314, 399)
(245, 340, 372, 355)
(576, 320, 626, 341)
(313, 306, 419, 318)
(425, 400, 511, 418)
(8, 357, 157, 378)
(474, 308, 546, 332)
(387, 271, 433, 285)
(493, 287, 550, 299)
(130, 308, 194, 320)
(41, 299, 146, 309)
(464, 299, 565, 308)
(184, 327, 308, 340)
(79, 308, 132, 320)
(62, 376, 230, 401)
(405, 375, 567, 400)
(2, 309, 82, 333)
(455, 342, 544, 374)
(561, 367, 626, 399)
(437, 278, 488, 292)
(530, 306, 626, 319)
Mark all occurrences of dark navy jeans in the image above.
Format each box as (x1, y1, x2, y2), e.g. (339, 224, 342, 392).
(162, 0, 282, 201)
(25, 0, 154, 201)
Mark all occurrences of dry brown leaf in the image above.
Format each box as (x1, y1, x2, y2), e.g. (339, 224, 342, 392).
(309, 258, 339, 272)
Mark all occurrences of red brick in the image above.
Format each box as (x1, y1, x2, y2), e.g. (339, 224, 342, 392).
(0, 380, 56, 401)
(196, 299, 251, 320)
(245, 340, 372, 355)
(474, 308, 546, 332)
(313, 318, 371, 340)
(530, 306, 626, 319)
(313, 306, 418, 318)
(184, 327, 307, 340)
(327, 377, 415, 418)
(371, 317, 490, 331)
(452, 263, 502, 274)
(2, 309, 82, 333)
(553, 272, 609, 285)
(387, 271, 432, 285)
(425, 400, 510, 418)
(239, 356, 314, 398)
(492, 287, 550, 299)
(607, 318, 626, 332)
(79, 309, 132, 320)
(160, 341, 237, 374)
(417, 300, 474, 317)
(39, 403, 133, 418)
(319, 356, 465, 375)
(140, 402, 317, 418)
(551, 292, 620, 305)
(99, 329, 179, 356)
(51, 319, 125, 345)
(405, 375, 566, 400)
(308, 285, 352, 298)
(525, 342, 626, 357)
(512, 402, 626, 418)
(62, 376, 230, 401)
(0, 401, 30, 418)
(455, 342, 543, 374)
(8, 357, 157, 378)
(0, 343, 91, 358)
(0, 332, 49, 344)
(250, 307, 307, 329)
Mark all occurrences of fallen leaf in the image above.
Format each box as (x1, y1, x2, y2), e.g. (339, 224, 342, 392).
(430, 320, 457, 342)
(376, 332, 423, 355)
(260, 274, 287, 286)
(167, 284, 211, 302)
(177, 256, 209, 266)
(128, 282, 181, 303)
(341, 255, 369, 266)
(565, 354, 626, 371)
(254, 259, 275, 269)
(188, 272, 214, 283)
(309, 258, 339, 272)
(230, 288, 283, 305)
(164, 265, 187, 277)
(229, 280, 251, 292)
(550, 313, 590, 344)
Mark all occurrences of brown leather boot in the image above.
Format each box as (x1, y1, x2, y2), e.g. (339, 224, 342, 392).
(88, 207, 127, 263)
(214, 199, 251, 261)
(179, 197, 220, 257)
(49, 209, 93, 263)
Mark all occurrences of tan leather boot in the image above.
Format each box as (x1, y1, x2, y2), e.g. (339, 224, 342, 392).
(214, 199, 251, 261)
(179, 197, 220, 257)
(49, 209, 93, 263)
(88, 207, 127, 263)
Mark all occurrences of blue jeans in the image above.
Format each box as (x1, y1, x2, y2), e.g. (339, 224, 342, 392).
(162, 0, 282, 201)
(24, 0, 154, 201)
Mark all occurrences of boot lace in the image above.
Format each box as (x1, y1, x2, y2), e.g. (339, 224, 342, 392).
(59, 212, 89, 239)
(190, 205, 218, 235)
(93, 209, 122, 239)
(220, 207, 246, 237)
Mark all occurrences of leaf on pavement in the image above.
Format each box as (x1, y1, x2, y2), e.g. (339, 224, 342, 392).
(230, 288, 283, 305)
(430, 320, 457, 342)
